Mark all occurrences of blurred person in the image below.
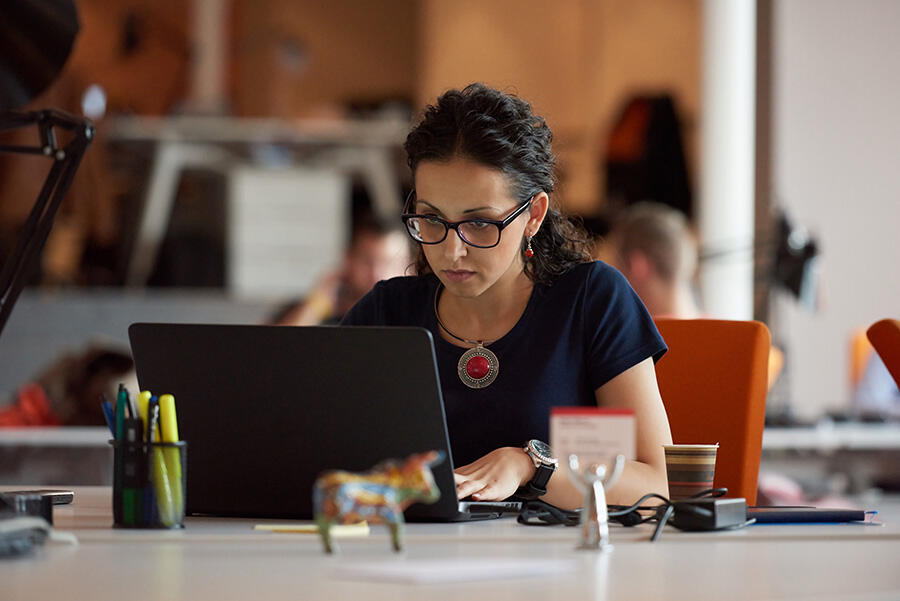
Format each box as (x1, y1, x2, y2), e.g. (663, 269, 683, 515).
(0, 346, 135, 427)
(601, 202, 785, 389)
(273, 215, 411, 326)
(601, 202, 701, 319)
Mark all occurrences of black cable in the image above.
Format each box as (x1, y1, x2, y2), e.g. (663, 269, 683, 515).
(651, 504, 674, 542)
(517, 487, 742, 542)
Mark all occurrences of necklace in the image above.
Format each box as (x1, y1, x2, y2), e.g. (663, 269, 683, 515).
(433, 284, 500, 389)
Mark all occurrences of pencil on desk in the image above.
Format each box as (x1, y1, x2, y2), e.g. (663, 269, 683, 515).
(253, 522, 370, 536)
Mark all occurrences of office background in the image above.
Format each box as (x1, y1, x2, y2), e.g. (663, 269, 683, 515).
(0, 1, 898, 447)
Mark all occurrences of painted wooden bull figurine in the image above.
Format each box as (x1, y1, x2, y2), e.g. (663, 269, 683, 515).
(313, 450, 444, 553)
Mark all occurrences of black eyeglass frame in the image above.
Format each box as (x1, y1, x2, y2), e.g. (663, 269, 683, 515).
(400, 190, 534, 249)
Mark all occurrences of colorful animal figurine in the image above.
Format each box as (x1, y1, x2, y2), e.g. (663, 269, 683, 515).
(313, 450, 444, 553)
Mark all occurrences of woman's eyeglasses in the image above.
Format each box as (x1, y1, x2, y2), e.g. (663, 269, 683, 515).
(401, 190, 533, 249)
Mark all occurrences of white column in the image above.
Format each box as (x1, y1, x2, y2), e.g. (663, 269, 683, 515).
(699, 0, 757, 320)
(189, 0, 229, 114)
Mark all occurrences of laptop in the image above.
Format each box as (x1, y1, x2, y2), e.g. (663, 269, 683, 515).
(128, 323, 521, 522)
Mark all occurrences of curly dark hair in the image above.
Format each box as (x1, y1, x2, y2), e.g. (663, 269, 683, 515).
(403, 83, 592, 285)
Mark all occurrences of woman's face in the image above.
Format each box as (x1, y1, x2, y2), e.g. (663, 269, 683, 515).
(413, 157, 544, 299)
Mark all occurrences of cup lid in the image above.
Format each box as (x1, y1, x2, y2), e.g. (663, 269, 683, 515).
(662, 443, 719, 450)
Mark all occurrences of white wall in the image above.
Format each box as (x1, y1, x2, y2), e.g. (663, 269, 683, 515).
(772, 0, 900, 418)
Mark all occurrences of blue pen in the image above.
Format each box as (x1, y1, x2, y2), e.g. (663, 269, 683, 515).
(115, 384, 127, 440)
(113, 384, 129, 525)
(99, 395, 116, 437)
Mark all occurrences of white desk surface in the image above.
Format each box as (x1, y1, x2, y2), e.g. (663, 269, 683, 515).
(763, 422, 900, 451)
(0, 427, 110, 447)
(6, 422, 900, 451)
(3, 486, 899, 601)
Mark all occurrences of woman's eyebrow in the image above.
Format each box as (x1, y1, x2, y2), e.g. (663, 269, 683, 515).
(416, 200, 446, 216)
(418, 199, 498, 216)
(462, 206, 498, 215)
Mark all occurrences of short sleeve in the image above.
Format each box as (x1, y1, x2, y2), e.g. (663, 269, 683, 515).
(584, 264, 667, 390)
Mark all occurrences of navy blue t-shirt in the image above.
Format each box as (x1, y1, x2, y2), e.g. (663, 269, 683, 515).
(341, 261, 666, 467)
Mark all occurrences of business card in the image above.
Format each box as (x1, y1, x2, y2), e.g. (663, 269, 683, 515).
(549, 407, 635, 470)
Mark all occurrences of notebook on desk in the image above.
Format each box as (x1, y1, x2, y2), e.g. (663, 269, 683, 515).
(128, 323, 518, 522)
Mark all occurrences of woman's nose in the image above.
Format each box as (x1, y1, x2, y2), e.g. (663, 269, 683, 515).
(441, 228, 468, 260)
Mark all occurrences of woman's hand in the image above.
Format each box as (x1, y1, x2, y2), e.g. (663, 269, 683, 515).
(453, 447, 536, 501)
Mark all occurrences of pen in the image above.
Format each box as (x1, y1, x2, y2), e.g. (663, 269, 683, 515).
(145, 394, 158, 443)
(115, 384, 127, 440)
(99, 394, 116, 437)
(134, 390, 152, 525)
(122, 417, 144, 526)
(158, 394, 183, 526)
(148, 400, 175, 526)
(137, 391, 151, 439)
(113, 384, 128, 524)
(126, 387, 138, 423)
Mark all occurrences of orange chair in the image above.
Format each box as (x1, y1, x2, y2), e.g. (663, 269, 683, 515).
(654, 319, 770, 506)
(867, 319, 900, 389)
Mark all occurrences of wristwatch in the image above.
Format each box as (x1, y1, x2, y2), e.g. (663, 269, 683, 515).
(516, 439, 558, 500)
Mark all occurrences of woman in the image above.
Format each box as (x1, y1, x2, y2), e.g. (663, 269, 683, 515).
(342, 83, 672, 509)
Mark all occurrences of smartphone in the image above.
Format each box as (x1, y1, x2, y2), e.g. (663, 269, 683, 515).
(4, 490, 75, 505)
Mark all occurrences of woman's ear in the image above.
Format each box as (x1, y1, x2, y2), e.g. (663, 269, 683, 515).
(526, 192, 550, 236)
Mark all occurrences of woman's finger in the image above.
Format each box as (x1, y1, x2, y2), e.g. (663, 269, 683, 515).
(471, 483, 497, 501)
(456, 478, 485, 500)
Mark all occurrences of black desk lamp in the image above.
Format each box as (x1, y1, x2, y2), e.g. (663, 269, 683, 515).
(0, 0, 94, 338)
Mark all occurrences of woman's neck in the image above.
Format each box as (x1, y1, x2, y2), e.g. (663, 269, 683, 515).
(436, 271, 533, 345)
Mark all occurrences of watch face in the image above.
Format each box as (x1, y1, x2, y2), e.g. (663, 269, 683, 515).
(530, 439, 553, 462)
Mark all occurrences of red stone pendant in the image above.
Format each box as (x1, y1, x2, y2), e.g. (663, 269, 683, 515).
(457, 344, 499, 389)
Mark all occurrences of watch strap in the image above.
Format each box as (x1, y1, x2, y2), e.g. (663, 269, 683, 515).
(516, 463, 556, 501)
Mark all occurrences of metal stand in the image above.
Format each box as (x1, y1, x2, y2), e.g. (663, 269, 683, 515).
(567, 454, 625, 550)
(0, 109, 94, 339)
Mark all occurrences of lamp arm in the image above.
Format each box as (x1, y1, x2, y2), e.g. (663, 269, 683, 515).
(0, 109, 94, 340)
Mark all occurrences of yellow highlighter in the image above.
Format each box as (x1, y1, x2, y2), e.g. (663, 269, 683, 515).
(158, 394, 184, 525)
(147, 399, 175, 526)
(137, 391, 151, 436)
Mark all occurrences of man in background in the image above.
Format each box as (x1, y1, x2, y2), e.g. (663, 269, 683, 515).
(599, 201, 701, 319)
(272, 215, 411, 326)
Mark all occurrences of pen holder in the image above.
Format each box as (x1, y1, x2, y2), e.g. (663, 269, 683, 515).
(110, 440, 187, 529)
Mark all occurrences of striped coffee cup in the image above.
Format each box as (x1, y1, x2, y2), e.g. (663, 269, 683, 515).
(663, 444, 719, 501)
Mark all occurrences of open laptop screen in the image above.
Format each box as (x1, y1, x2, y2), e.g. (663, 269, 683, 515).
(128, 323, 464, 521)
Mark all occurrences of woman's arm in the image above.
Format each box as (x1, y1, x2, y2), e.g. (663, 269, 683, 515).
(454, 357, 672, 510)
(540, 357, 672, 508)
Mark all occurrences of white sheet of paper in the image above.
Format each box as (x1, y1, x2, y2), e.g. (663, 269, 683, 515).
(550, 407, 635, 468)
(331, 558, 575, 584)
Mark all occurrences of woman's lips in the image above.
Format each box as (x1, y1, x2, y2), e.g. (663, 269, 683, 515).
(443, 269, 475, 283)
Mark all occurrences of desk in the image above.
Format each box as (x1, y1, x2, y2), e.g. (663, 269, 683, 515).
(0, 429, 111, 485)
(763, 422, 900, 451)
(762, 423, 900, 493)
(3, 487, 899, 601)
(106, 115, 408, 288)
